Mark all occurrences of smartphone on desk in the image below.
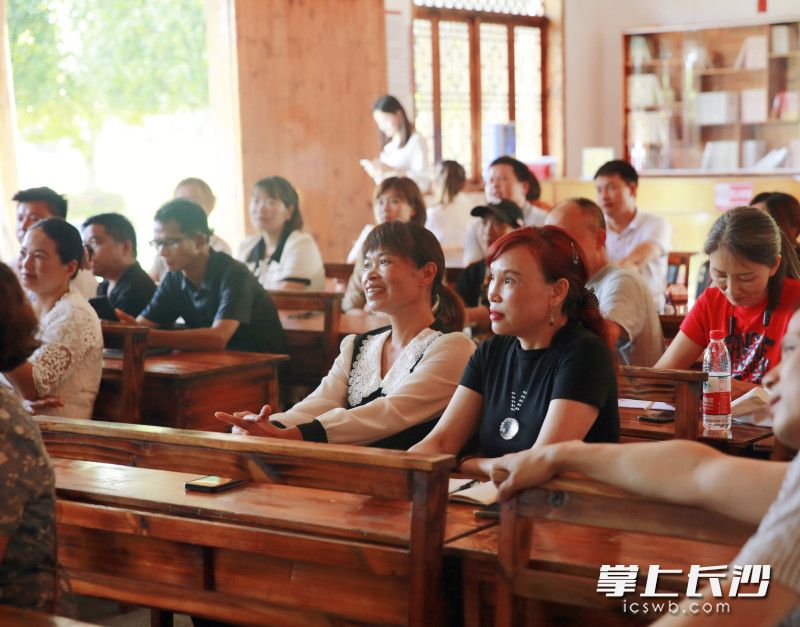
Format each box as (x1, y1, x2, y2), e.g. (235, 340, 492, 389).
(637, 411, 675, 424)
(184, 475, 247, 493)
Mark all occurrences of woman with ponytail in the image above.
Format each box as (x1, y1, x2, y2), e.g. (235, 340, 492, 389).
(217, 222, 475, 449)
(657, 206, 800, 384)
(412, 226, 620, 476)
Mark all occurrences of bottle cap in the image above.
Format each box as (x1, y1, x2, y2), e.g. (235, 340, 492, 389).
(710, 329, 725, 340)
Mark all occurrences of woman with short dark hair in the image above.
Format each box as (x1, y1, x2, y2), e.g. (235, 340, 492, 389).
(217, 222, 474, 449)
(237, 176, 325, 291)
(5, 219, 102, 419)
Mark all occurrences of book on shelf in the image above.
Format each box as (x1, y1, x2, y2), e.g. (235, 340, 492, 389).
(790, 140, 800, 169)
(734, 35, 768, 69)
(771, 24, 797, 55)
(628, 35, 653, 66)
(753, 147, 789, 171)
(742, 140, 766, 169)
(741, 88, 768, 123)
(628, 110, 665, 145)
(696, 91, 738, 125)
(628, 73, 662, 108)
(771, 92, 800, 121)
(701, 141, 738, 171)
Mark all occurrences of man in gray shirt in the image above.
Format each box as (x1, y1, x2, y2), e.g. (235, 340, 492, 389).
(546, 197, 663, 366)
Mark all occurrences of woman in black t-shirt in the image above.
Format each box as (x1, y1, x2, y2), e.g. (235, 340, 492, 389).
(412, 226, 619, 476)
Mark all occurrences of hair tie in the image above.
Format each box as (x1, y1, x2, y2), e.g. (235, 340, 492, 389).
(579, 286, 600, 310)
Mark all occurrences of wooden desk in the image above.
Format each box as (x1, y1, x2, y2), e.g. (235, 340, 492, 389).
(619, 407, 773, 454)
(0, 605, 96, 626)
(99, 351, 287, 431)
(448, 521, 739, 627)
(39, 417, 461, 626)
(279, 308, 388, 338)
(451, 474, 754, 626)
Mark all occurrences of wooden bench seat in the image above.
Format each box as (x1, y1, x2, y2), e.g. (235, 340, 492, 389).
(37, 416, 459, 626)
(489, 475, 757, 626)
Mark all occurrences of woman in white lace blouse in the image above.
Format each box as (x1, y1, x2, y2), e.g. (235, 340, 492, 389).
(5, 219, 102, 420)
(217, 222, 476, 448)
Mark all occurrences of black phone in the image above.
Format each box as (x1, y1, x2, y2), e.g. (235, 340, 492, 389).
(637, 412, 675, 424)
(184, 475, 248, 493)
(89, 296, 119, 322)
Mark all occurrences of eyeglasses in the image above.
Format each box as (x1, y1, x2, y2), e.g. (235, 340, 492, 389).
(149, 237, 187, 250)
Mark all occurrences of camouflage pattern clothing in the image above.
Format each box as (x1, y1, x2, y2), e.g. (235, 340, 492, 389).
(0, 385, 71, 613)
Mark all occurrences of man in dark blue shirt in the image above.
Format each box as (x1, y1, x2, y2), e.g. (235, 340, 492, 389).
(82, 213, 156, 317)
(117, 200, 285, 354)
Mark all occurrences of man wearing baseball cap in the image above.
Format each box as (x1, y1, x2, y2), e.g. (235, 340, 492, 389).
(455, 199, 524, 329)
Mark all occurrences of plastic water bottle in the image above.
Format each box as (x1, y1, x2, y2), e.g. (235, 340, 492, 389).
(703, 329, 732, 430)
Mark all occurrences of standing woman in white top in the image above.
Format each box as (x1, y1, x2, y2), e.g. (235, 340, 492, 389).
(217, 221, 475, 449)
(5, 219, 103, 420)
(360, 95, 431, 192)
(238, 176, 325, 291)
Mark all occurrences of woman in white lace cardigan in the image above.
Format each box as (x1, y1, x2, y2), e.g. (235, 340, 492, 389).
(5, 219, 102, 420)
(217, 222, 475, 449)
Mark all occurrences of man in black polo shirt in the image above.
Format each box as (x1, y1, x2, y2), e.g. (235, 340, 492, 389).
(82, 213, 156, 317)
(117, 199, 286, 353)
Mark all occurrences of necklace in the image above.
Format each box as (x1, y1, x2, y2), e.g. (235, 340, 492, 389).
(499, 351, 529, 440)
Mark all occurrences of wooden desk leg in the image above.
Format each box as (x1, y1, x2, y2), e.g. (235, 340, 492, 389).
(462, 558, 482, 627)
(267, 366, 282, 413)
(150, 609, 173, 627)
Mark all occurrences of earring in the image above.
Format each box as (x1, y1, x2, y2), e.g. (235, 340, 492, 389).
(548, 306, 556, 327)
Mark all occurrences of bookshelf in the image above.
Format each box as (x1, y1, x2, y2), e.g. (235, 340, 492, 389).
(624, 20, 800, 175)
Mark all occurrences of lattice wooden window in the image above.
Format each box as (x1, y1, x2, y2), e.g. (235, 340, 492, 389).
(413, 1, 547, 181)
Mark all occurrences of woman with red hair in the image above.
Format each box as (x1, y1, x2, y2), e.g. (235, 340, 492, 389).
(412, 226, 619, 476)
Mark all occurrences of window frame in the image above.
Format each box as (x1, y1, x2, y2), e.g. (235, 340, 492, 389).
(412, 5, 549, 182)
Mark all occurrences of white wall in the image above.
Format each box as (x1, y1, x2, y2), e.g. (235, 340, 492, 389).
(564, 0, 800, 177)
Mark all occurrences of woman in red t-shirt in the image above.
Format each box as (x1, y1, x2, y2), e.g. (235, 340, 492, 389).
(656, 206, 800, 384)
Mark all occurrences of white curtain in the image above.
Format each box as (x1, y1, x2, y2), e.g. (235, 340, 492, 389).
(0, 0, 19, 261)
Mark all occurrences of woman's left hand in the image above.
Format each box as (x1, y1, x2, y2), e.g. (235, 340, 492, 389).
(215, 405, 302, 440)
(23, 395, 64, 414)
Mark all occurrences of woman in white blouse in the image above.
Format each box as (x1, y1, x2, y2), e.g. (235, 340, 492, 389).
(360, 95, 430, 192)
(217, 222, 475, 448)
(5, 219, 102, 420)
(238, 176, 325, 291)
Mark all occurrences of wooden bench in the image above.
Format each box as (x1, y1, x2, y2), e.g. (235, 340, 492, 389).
(323, 261, 354, 284)
(618, 365, 705, 440)
(492, 475, 757, 626)
(617, 366, 772, 454)
(93, 323, 148, 423)
(271, 289, 344, 401)
(37, 416, 458, 626)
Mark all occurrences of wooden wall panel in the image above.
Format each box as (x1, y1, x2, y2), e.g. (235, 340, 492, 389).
(235, 0, 386, 261)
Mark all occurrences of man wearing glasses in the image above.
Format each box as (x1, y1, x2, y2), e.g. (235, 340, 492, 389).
(116, 199, 286, 354)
